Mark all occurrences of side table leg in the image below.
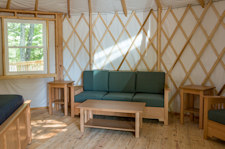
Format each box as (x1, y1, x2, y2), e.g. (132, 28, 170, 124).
(64, 86, 68, 116)
(80, 108, 84, 132)
(199, 92, 204, 129)
(135, 112, 140, 138)
(180, 89, 184, 124)
(189, 94, 194, 121)
(48, 85, 52, 115)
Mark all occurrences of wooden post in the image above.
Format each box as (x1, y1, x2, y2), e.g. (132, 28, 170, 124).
(88, 0, 93, 70)
(157, 8, 161, 71)
(46, 20, 50, 74)
(55, 14, 64, 80)
(1, 18, 5, 76)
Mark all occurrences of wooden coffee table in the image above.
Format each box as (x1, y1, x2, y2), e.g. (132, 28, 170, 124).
(77, 100, 146, 138)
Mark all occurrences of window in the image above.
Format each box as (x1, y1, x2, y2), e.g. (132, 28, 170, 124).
(4, 19, 47, 75)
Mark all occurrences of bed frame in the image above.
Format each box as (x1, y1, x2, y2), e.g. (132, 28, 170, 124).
(0, 100, 31, 149)
(204, 96, 225, 141)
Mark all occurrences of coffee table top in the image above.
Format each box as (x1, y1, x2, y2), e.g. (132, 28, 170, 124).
(77, 100, 146, 113)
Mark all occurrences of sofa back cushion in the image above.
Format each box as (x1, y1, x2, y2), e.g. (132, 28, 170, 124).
(109, 71, 135, 93)
(83, 70, 109, 91)
(136, 72, 165, 94)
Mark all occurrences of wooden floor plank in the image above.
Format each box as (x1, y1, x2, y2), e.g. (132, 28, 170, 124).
(27, 109, 225, 149)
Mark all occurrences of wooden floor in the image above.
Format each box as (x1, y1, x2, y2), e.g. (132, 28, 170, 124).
(27, 109, 225, 149)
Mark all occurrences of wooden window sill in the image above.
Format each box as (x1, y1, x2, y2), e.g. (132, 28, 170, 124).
(0, 74, 56, 80)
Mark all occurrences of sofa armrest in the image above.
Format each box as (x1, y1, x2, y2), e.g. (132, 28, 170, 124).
(70, 85, 83, 117)
(163, 85, 170, 125)
(204, 96, 225, 112)
(164, 85, 170, 92)
(69, 85, 83, 95)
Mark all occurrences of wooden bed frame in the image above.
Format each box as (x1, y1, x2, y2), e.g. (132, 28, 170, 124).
(69, 75, 170, 125)
(0, 100, 31, 149)
(204, 96, 225, 141)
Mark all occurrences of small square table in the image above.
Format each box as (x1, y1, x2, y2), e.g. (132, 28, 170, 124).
(180, 85, 215, 129)
(48, 80, 74, 116)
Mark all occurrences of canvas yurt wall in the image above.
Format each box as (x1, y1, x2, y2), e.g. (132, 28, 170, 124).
(0, 0, 224, 111)
(63, 0, 225, 112)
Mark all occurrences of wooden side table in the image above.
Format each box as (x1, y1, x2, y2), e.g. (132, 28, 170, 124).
(180, 85, 215, 129)
(48, 80, 74, 116)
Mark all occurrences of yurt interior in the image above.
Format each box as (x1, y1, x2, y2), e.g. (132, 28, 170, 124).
(0, 0, 225, 148)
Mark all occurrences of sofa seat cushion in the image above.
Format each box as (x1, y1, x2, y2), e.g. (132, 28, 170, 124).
(102, 92, 134, 101)
(208, 109, 225, 125)
(133, 93, 164, 107)
(136, 72, 165, 94)
(75, 91, 107, 103)
(109, 71, 136, 93)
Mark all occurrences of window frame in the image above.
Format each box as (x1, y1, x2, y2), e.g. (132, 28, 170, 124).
(4, 19, 47, 75)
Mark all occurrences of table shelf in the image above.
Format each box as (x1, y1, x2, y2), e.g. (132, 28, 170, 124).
(84, 119, 135, 132)
(184, 108, 199, 114)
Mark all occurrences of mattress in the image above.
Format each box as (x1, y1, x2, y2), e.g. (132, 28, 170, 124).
(0, 95, 24, 125)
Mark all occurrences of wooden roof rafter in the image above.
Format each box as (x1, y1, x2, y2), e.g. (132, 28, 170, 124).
(6, 0, 11, 9)
(121, 0, 127, 17)
(67, 0, 71, 18)
(155, 0, 162, 10)
(198, 0, 205, 8)
(35, 0, 39, 11)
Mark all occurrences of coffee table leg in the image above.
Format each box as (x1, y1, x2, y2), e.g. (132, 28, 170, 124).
(140, 113, 142, 128)
(89, 110, 93, 119)
(135, 112, 140, 138)
(80, 108, 84, 132)
(84, 110, 88, 122)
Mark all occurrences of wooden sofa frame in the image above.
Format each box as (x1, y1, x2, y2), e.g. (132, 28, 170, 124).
(70, 74, 170, 125)
(0, 100, 31, 149)
(204, 96, 225, 141)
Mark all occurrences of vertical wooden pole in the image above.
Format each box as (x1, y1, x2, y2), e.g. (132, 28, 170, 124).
(1, 18, 5, 76)
(88, 0, 93, 70)
(157, 8, 161, 71)
(55, 14, 63, 80)
(46, 20, 50, 74)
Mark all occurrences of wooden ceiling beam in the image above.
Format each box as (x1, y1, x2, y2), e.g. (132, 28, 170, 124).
(6, 0, 11, 9)
(35, 0, 39, 11)
(198, 0, 205, 8)
(67, 0, 71, 18)
(155, 0, 162, 10)
(121, 0, 127, 17)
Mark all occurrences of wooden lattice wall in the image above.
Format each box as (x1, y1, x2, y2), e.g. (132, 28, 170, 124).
(63, 1, 225, 112)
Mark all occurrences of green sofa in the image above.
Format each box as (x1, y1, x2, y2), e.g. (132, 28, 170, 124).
(70, 70, 170, 125)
